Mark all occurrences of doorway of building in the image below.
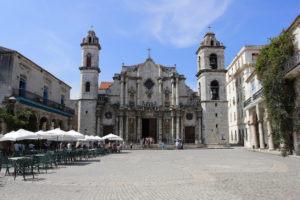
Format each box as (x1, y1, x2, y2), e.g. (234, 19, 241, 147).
(185, 126, 195, 143)
(142, 118, 157, 143)
(103, 125, 114, 137)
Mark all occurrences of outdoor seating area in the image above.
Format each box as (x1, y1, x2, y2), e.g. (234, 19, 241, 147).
(0, 129, 123, 180)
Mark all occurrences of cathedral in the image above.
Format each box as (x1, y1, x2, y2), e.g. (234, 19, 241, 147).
(78, 29, 228, 145)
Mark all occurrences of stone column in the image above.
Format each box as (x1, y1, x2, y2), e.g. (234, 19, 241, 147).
(196, 112, 202, 144)
(115, 114, 119, 136)
(171, 78, 175, 106)
(96, 115, 101, 136)
(176, 77, 179, 106)
(293, 131, 300, 155)
(125, 114, 129, 142)
(171, 112, 175, 141)
(256, 104, 265, 149)
(125, 78, 128, 106)
(176, 112, 180, 139)
(249, 110, 258, 148)
(137, 115, 141, 144)
(265, 110, 274, 150)
(119, 114, 124, 139)
(158, 114, 163, 144)
(181, 115, 184, 140)
(158, 79, 163, 106)
(136, 79, 140, 105)
(120, 76, 124, 105)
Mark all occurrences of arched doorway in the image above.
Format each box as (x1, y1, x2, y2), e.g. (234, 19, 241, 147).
(39, 117, 48, 131)
(51, 119, 57, 130)
(58, 120, 64, 130)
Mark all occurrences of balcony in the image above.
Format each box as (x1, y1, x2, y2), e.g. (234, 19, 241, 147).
(244, 97, 252, 108)
(253, 88, 263, 101)
(244, 88, 263, 108)
(283, 51, 300, 76)
(12, 88, 74, 117)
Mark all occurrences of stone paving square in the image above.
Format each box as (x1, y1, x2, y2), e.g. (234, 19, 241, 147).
(1, 148, 300, 200)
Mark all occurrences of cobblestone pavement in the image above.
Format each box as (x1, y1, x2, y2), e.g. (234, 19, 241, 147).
(1, 148, 300, 200)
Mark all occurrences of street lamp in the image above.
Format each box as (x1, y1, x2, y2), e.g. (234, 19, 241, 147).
(7, 96, 16, 114)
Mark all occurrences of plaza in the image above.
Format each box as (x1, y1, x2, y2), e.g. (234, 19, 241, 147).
(1, 148, 299, 200)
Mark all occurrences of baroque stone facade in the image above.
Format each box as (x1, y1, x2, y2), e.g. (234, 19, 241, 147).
(78, 29, 229, 145)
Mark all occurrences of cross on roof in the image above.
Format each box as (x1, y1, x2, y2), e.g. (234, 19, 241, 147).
(208, 25, 211, 31)
(91, 25, 94, 30)
(147, 48, 151, 58)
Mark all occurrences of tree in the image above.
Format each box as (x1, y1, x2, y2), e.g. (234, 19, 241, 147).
(0, 107, 37, 132)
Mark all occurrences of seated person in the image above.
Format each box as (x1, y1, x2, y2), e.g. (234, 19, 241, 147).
(28, 143, 35, 150)
(116, 144, 121, 153)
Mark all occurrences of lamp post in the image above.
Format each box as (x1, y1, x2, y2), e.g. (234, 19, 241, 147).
(7, 96, 17, 114)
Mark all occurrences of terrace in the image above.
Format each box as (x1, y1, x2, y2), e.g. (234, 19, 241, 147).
(12, 88, 74, 118)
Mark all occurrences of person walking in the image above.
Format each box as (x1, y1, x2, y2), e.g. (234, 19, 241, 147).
(161, 142, 165, 150)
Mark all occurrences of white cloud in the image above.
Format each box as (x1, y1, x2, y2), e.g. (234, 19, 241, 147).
(123, 0, 232, 47)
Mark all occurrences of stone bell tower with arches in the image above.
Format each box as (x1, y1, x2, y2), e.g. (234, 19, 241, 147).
(78, 29, 101, 135)
(195, 30, 228, 145)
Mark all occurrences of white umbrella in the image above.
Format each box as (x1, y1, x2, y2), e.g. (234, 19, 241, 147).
(36, 129, 60, 140)
(108, 137, 123, 141)
(87, 135, 98, 141)
(94, 136, 104, 141)
(0, 129, 38, 141)
(78, 135, 92, 142)
(37, 128, 75, 141)
(66, 130, 85, 140)
(102, 133, 123, 141)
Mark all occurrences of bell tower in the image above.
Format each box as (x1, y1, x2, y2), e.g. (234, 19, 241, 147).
(78, 29, 101, 135)
(195, 30, 228, 144)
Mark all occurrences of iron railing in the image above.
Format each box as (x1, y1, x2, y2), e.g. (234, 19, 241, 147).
(244, 97, 252, 108)
(243, 88, 263, 108)
(253, 88, 263, 101)
(283, 51, 300, 74)
(12, 88, 74, 115)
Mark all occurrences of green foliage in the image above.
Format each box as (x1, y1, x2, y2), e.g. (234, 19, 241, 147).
(0, 107, 37, 132)
(255, 30, 296, 154)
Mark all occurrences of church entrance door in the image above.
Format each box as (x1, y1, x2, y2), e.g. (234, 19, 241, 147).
(185, 126, 195, 143)
(142, 118, 157, 143)
(103, 126, 114, 137)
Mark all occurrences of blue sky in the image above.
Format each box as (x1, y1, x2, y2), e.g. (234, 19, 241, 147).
(0, 0, 299, 99)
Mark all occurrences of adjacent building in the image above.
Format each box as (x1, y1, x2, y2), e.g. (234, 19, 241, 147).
(283, 15, 300, 155)
(226, 45, 263, 145)
(0, 46, 74, 133)
(226, 14, 300, 155)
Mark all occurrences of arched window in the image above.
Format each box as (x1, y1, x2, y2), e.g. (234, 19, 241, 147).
(85, 82, 90, 92)
(210, 80, 219, 100)
(209, 54, 217, 69)
(88, 37, 91, 43)
(86, 54, 92, 67)
(43, 86, 48, 105)
(211, 40, 214, 46)
(61, 95, 65, 105)
(19, 75, 26, 97)
(198, 56, 201, 70)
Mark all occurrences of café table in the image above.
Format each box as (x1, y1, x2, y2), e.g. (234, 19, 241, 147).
(8, 156, 34, 180)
